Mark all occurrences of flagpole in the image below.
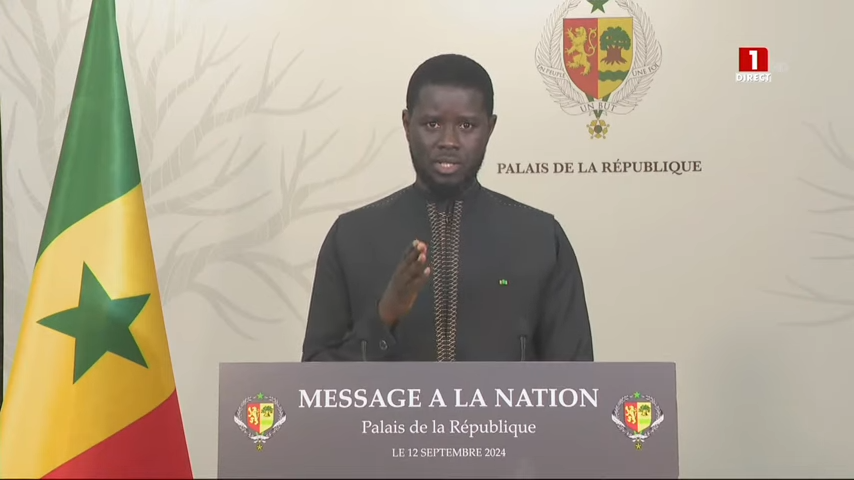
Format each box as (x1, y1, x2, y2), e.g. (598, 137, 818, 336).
(1, 99, 5, 410)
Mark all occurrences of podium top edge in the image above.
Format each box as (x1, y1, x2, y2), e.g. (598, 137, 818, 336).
(217, 361, 678, 367)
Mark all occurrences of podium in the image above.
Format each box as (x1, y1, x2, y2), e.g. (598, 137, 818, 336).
(217, 362, 679, 478)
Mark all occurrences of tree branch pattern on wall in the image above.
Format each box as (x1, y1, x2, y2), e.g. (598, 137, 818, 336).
(0, 0, 399, 345)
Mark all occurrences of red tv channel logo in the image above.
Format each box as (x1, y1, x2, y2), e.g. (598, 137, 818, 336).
(736, 47, 771, 83)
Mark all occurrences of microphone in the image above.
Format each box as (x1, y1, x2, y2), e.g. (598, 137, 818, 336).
(333, 323, 368, 362)
(518, 318, 529, 362)
(355, 319, 372, 362)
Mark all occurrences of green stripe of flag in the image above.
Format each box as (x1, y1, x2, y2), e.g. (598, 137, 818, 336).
(37, 0, 142, 260)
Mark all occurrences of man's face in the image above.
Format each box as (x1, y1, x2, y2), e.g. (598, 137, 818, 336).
(402, 85, 497, 195)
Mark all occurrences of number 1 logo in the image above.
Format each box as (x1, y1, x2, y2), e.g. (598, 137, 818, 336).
(736, 47, 772, 83)
(738, 47, 769, 72)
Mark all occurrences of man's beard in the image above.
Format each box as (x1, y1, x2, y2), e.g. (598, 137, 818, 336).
(410, 149, 484, 200)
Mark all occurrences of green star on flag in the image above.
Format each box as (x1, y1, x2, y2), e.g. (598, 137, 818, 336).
(587, 0, 609, 13)
(633, 392, 642, 399)
(37, 263, 149, 383)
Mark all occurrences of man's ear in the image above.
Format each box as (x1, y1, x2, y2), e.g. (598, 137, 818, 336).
(402, 109, 411, 141)
(487, 114, 498, 137)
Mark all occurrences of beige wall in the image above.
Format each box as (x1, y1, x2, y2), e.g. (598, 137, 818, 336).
(2, 0, 853, 477)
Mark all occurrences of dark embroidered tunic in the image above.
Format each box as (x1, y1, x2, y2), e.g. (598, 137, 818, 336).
(301, 181, 593, 362)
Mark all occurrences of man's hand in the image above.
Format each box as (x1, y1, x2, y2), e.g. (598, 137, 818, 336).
(378, 240, 431, 327)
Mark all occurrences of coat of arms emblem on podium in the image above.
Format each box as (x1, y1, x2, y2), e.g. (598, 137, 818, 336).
(611, 391, 665, 450)
(233, 392, 288, 451)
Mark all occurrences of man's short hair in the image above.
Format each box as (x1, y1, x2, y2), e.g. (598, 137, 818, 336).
(405, 54, 494, 116)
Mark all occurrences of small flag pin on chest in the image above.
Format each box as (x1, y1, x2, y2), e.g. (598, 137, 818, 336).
(499, 279, 508, 286)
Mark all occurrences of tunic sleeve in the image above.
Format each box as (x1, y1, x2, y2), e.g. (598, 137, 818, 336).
(534, 219, 594, 361)
(301, 218, 399, 361)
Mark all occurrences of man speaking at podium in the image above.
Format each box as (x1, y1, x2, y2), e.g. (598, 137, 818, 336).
(301, 54, 593, 363)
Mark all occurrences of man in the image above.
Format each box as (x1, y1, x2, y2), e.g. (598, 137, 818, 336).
(301, 53, 593, 362)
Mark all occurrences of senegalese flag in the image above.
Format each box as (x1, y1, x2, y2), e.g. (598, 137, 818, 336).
(0, 0, 193, 477)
